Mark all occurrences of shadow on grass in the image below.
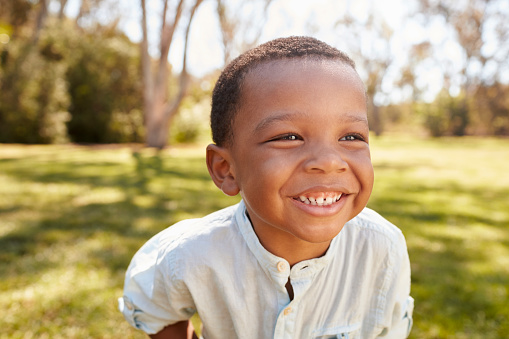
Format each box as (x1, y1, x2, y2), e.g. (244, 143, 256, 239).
(1, 144, 508, 338)
(368, 179, 509, 338)
(0, 149, 238, 282)
(408, 235, 509, 337)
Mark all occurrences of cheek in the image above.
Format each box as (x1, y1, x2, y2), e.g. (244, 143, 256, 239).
(348, 154, 374, 218)
(364, 166, 375, 199)
(237, 151, 296, 192)
(351, 152, 374, 190)
(363, 158, 375, 187)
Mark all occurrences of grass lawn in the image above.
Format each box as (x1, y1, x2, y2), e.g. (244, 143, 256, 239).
(0, 136, 508, 338)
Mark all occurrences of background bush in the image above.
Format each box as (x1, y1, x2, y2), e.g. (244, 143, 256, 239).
(0, 18, 144, 144)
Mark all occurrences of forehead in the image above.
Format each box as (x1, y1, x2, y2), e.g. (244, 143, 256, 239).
(246, 57, 363, 87)
(234, 58, 367, 128)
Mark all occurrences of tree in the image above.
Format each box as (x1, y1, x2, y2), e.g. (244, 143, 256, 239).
(0, 0, 145, 143)
(414, 0, 509, 135)
(334, 11, 394, 136)
(140, 0, 203, 149)
(0, 0, 68, 144)
(216, 0, 273, 65)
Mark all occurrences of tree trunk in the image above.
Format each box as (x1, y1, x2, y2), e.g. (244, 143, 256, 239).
(58, 0, 68, 19)
(141, 0, 202, 149)
(33, 0, 48, 43)
(145, 106, 170, 148)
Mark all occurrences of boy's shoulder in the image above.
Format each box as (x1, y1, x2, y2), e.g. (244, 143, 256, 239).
(154, 203, 240, 246)
(332, 207, 408, 275)
(143, 203, 242, 260)
(345, 207, 406, 247)
(127, 203, 242, 282)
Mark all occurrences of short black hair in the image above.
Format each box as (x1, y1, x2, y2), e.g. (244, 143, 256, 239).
(210, 36, 356, 147)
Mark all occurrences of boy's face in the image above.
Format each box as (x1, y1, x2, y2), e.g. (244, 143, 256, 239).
(214, 59, 373, 256)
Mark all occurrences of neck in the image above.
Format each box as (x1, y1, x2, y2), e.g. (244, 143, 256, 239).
(244, 210, 332, 266)
(256, 228, 331, 267)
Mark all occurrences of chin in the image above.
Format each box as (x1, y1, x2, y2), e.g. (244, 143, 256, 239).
(297, 225, 345, 244)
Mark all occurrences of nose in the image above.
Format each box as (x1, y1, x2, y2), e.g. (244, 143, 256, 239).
(303, 144, 348, 173)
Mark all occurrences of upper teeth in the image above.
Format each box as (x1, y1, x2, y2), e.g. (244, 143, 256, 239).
(298, 194, 342, 206)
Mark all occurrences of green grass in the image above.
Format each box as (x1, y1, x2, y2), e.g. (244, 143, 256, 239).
(0, 137, 508, 338)
(369, 136, 509, 338)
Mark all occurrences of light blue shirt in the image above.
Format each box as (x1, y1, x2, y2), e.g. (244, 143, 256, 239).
(119, 201, 413, 338)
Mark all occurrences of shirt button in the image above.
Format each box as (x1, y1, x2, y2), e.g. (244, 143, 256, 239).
(283, 307, 292, 315)
(123, 297, 134, 310)
(277, 261, 287, 272)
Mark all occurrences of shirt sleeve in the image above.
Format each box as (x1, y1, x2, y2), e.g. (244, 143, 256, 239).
(118, 230, 196, 334)
(377, 231, 414, 338)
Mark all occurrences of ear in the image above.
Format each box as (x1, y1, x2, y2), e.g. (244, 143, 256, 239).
(206, 144, 240, 196)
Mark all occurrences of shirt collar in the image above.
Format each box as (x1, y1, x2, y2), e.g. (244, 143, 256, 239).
(234, 200, 339, 286)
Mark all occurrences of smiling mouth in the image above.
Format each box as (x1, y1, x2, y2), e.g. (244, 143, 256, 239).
(293, 193, 343, 206)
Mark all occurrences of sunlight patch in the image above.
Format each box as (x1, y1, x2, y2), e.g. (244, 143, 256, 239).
(72, 188, 125, 206)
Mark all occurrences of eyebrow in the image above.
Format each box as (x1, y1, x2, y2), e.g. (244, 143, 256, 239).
(253, 111, 368, 133)
(344, 114, 369, 125)
(253, 112, 302, 134)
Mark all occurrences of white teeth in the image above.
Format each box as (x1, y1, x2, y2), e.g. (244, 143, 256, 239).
(296, 193, 343, 206)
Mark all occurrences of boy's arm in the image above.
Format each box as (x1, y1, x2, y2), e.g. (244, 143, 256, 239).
(149, 320, 198, 339)
(120, 224, 199, 336)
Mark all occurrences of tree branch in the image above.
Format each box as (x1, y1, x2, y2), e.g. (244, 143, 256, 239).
(164, 0, 203, 119)
(33, 0, 48, 43)
(160, 0, 169, 51)
(155, 0, 185, 94)
(140, 0, 153, 116)
(159, 0, 185, 69)
(58, 0, 69, 19)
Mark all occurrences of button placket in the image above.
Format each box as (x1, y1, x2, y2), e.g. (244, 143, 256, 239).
(283, 307, 292, 316)
(277, 261, 287, 272)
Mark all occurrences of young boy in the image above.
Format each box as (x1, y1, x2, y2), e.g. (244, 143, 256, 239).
(119, 36, 413, 339)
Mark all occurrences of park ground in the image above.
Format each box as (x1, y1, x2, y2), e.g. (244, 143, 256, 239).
(0, 135, 508, 338)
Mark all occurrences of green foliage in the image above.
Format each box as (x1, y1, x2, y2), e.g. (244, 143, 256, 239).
(0, 16, 144, 144)
(474, 83, 509, 136)
(415, 90, 470, 137)
(168, 77, 215, 145)
(170, 98, 212, 144)
(0, 37, 70, 144)
(422, 104, 449, 137)
(0, 137, 508, 338)
(0, 0, 33, 32)
(66, 27, 143, 143)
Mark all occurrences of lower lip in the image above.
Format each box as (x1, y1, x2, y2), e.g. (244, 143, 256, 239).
(290, 195, 349, 217)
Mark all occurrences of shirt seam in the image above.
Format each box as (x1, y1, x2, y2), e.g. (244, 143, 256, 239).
(374, 233, 395, 331)
(347, 216, 404, 250)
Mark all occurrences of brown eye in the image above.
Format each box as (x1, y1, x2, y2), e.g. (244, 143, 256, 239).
(268, 133, 302, 142)
(282, 134, 299, 141)
(340, 134, 365, 142)
(340, 135, 356, 141)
